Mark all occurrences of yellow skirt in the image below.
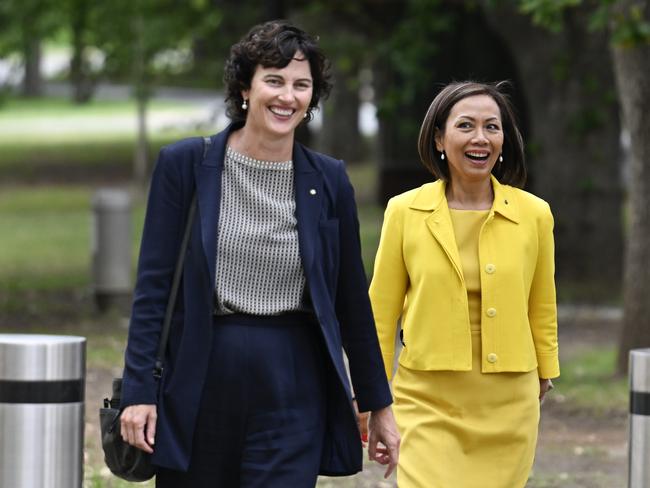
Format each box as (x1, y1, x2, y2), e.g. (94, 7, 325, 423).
(392, 330, 540, 488)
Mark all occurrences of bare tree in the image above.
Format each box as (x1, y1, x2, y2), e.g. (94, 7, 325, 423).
(612, 0, 650, 374)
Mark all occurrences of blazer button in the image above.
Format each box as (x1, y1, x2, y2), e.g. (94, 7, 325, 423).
(486, 307, 497, 317)
(487, 353, 498, 363)
(485, 263, 496, 274)
(309, 189, 317, 195)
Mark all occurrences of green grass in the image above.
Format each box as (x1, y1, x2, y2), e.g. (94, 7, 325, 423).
(358, 203, 383, 277)
(0, 96, 191, 115)
(0, 186, 145, 295)
(0, 95, 205, 180)
(553, 347, 627, 412)
(0, 186, 92, 291)
(0, 135, 190, 183)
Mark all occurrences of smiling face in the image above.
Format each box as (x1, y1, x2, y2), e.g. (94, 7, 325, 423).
(241, 52, 313, 142)
(435, 94, 504, 186)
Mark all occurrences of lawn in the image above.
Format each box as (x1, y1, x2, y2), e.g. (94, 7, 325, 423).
(0, 96, 213, 181)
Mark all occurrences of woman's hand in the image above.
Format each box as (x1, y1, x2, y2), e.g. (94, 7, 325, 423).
(368, 406, 400, 478)
(120, 404, 157, 454)
(539, 378, 554, 403)
(353, 398, 369, 447)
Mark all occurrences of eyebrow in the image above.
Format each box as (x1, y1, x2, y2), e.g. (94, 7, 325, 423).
(455, 115, 500, 121)
(263, 74, 312, 83)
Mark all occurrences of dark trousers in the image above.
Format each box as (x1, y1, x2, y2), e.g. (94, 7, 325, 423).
(156, 312, 327, 488)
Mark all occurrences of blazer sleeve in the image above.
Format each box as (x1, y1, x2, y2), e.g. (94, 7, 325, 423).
(528, 203, 560, 379)
(120, 146, 189, 407)
(369, 197, 409, 381)
(334, 162, 393, 413)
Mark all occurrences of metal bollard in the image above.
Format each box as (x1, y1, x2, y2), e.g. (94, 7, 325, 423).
(92, 188, 132, 312)
(0, 334, 86, 488)
(629, 348, 650, 488)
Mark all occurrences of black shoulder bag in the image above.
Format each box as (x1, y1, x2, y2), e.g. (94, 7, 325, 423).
(99, 136, 211, 482)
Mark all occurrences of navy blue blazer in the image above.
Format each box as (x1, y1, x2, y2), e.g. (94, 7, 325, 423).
(121, 123, 392, 474)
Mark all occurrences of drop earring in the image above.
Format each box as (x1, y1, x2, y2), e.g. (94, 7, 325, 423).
(499, 154, 503, 163)
(440, 151, 445, 161)
(241, 99, 248, 110)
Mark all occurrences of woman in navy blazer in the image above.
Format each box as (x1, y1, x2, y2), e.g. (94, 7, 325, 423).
(119, 20, 399, 487)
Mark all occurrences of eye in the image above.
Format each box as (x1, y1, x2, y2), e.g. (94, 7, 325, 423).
(486, 123, 501, 131)
(295, 81, 312, 90)
(457, 121, 472, 129)
(266, 78, 282, 86)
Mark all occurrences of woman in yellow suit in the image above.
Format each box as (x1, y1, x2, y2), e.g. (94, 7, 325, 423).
(369, 81, 559, 488)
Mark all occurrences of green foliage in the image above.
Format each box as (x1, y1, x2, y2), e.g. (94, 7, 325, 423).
(610, 3, 650, 46)
(0, 0, 60, 55)
(518, 0, 582, 31)
(374, 0, 453, 136)
(589, 0, 618, 30)
(93, 1, 169, 86)
(518, 0, 650, 47)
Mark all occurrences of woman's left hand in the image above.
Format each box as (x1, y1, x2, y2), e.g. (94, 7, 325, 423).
(368, 406, 400, 478)
(539, 378, 554, 402)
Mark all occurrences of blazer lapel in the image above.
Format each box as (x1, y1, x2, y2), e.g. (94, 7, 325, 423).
(425, 207, 464, 284)
(410, 182, 464, 284)
(194, 127, 231, 288)
(293, 144, 322, 277)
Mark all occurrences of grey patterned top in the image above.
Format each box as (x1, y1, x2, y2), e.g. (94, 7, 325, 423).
(214, 146, 306, 315)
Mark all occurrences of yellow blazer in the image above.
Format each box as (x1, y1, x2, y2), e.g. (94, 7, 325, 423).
(370, 176, 559, 381)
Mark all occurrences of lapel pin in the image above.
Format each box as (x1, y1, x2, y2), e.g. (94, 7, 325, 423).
(309, 189, 317, 195)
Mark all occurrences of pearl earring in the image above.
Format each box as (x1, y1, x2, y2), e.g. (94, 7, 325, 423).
(440, 151, 445, 161)
(499, 154, 503, 163)
(303, 112, 307, 119)
(241, 100, 248, 110)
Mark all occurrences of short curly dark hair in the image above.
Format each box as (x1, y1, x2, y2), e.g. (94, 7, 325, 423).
(223, 20, 332, 123)
(418, 81, 527, 188)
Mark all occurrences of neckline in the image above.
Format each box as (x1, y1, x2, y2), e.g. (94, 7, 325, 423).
(448, 208, 490, 213)
(226, 146, 293, 170)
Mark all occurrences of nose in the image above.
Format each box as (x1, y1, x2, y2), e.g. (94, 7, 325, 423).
(278, 86, 295, 102)
(472, 128, 488, 144)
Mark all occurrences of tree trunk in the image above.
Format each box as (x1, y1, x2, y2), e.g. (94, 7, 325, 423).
(612, 1, 650, 374)
(373, 59, 428, 202)
(133, 11, 149, 190)
(70, 0, 94, 103)
(134, 94, 149, 189)
(319, 64, 363, 163)
(22, 33, 42, 97)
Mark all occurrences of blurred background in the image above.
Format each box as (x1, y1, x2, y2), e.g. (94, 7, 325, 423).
(1, 0, 649, 486)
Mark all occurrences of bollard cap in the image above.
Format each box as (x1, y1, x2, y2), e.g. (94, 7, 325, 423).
(629, 348, 650, 393)
(0, 334, 86, 381)
(92, 188, 131, 211)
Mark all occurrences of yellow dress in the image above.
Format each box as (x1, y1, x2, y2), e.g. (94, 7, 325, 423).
(392, 209, 540, 488)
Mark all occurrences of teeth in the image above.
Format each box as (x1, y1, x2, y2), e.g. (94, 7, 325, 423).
(467, 152, 488, 158)
(270, 107, 293, 116)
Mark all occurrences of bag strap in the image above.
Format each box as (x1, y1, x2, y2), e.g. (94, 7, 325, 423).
(153, 136, 212, 379)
